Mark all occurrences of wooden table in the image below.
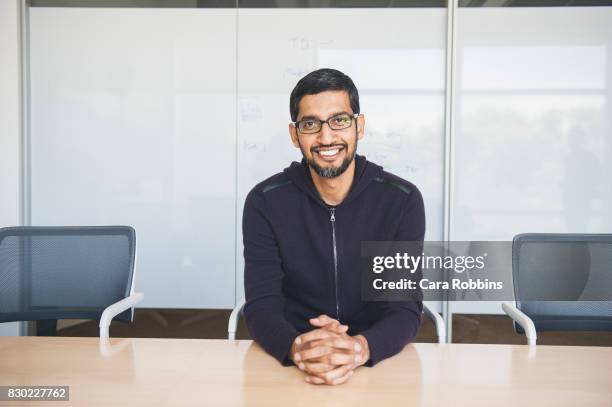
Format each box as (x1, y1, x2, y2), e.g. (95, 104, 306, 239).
(1, 337, 610, 406)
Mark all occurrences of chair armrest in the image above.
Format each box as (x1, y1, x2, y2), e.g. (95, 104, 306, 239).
(228, 298, 246, 340)
(423, 302, 446, 344)
(99, 292, 144, 339)
(99, 337, 133, 358)
(502, 302, 537, 346)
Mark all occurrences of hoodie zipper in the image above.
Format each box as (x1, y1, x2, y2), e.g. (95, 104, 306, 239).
(329, 207, 340, 321)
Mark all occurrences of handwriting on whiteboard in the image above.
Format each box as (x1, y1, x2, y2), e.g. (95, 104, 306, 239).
(289, 37, 334, 50)
(283, 37, 334, 79)
(240, 99, 263, 122)
(284, 67, 312, 80)
(243, 141, 267, 153)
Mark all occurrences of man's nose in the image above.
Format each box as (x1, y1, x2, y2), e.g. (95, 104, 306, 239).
(317, 122, 336, 145)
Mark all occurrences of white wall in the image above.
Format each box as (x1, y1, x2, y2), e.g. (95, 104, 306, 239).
(0, 0, 22, 336)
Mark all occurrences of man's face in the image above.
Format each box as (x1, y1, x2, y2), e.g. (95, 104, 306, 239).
(289, 90, 365, 179)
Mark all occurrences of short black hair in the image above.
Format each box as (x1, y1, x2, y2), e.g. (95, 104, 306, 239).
(289, 68, 360, 122)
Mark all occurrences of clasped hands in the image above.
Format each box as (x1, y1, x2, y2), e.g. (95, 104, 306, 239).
(290, 314, 370, 385)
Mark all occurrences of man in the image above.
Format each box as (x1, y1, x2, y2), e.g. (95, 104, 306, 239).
(243, 68, 425, 385)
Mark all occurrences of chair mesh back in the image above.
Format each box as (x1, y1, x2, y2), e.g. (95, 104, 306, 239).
(0, 226, 136, 323)
(512, 234, 612, 333)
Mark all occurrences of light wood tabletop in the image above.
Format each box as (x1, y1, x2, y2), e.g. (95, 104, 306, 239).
(0, 336, 610, 407)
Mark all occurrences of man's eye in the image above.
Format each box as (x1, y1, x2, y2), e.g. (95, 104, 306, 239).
(302, 121, 316, 128)
(332, 116, 350, 125)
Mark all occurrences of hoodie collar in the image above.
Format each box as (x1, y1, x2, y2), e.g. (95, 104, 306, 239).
(283, 154, 383, 208)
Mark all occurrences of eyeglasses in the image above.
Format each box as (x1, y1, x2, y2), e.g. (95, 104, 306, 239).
(294, 113, 359, 134)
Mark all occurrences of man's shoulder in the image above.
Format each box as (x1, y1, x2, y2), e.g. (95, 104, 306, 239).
(369, 168, 421, 199)
(248, 171, 294, 197)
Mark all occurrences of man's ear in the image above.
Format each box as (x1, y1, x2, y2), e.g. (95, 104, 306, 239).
(289, 123, 300, 149)
(357, 114, 365, 141)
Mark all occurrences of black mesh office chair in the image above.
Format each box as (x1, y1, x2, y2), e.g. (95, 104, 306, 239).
(502, 233, 612, 345)
(0, 226, 144, 338)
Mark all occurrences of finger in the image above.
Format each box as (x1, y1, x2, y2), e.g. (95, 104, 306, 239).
(310, 337, 362, 352)
(311, 314, 337, 325)
(320, 352, 358, 366)
(295, 329, 338, 346)
(301, 362, 335, 374)
(321, 323, 349, 334)
(309, 315, 340, 327)
(295, 345, 333, 362)
(310, 315, 348, 332)
(330, 369, 354, 386)
(320, 363, 354, 384)
(305, 375, 326, 385)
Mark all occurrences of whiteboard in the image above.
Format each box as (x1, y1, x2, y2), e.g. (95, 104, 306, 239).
(30, 8, 237, 308)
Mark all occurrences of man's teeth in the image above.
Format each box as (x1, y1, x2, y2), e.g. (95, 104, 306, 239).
(319, 149, 339, 157)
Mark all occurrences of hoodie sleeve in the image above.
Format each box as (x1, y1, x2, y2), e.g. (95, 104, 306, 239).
(242, 188, 300, 366)
(359, 186, 426, 366)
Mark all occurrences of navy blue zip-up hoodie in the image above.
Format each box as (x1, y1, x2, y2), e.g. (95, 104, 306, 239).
(243, 154, 425, 366)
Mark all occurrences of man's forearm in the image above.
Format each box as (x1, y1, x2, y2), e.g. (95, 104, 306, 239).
(359, 303, 421, 366)
(244, 303, 300, 365)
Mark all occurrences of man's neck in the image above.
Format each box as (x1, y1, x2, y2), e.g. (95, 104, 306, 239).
(309, 160, 356, 206)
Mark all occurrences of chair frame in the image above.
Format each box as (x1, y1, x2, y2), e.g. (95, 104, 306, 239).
(501, 301, 537, 345)
(99, 235, 144, 338)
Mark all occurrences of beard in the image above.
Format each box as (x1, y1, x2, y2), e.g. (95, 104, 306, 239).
(307, 153, 354, 179)
(300, 136, 358, 179)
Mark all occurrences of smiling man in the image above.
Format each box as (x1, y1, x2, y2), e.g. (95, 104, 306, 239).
(243, 68, 425, 385)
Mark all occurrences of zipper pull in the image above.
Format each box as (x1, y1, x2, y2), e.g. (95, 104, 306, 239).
(329, 208, 336, 222)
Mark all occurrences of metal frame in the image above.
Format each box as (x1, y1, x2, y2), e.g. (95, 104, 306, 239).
(19, 0, 30, 337)
(99, 293, 145, 339)
(442, 0, 458, 345)
(501, 302, 537, 346)
(227, 298, 245, 341)
(99, 237, 144, 339)
(423, 301, 446, 344)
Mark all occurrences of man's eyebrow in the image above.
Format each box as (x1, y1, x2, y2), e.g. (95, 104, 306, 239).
(330, 111, 352, 117)
(297, 111, 352, 121)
